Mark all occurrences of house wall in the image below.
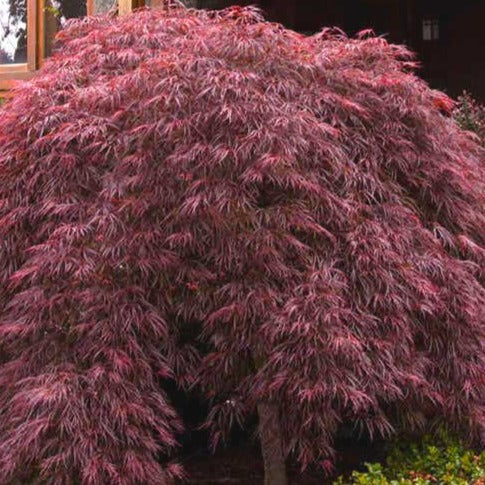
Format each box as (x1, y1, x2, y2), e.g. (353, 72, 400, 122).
(409, 0, 485, 99)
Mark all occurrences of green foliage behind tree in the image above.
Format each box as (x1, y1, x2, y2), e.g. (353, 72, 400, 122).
(335, 432, 485, 485)
(453, 91, 485, 147)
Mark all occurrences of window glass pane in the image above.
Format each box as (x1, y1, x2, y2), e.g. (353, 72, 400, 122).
(422, 19, 432, 41)
(432, 20, 439, 40)
(145, 0, 198, 7)
(0, 0, 27, 64)
(44, 0, 87, 57)
(93, 0, 116, 14)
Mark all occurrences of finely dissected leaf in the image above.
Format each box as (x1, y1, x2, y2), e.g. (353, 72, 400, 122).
(0, 4, 484, 483)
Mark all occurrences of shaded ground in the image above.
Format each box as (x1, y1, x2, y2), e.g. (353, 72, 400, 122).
(180, 444, 328, 484)
(169, 387, 387, 483)
(178, 439, 386, 484)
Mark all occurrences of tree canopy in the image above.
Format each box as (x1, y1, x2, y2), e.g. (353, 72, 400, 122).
(0, 5, 483, 484)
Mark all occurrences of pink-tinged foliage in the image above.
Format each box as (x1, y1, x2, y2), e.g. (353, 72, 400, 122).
(0, 4, 484, 482)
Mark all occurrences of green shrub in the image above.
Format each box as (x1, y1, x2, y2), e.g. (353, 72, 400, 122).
(335, 432, 485, 484)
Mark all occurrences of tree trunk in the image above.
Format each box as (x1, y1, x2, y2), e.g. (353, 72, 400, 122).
(257, 402, 288, 485)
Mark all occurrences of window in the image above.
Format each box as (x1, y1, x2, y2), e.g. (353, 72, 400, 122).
(0, 0, 88, 91)
(0, 0, 35, 72)
(422, 18, 439, 41)
(0, 0, 139, 95)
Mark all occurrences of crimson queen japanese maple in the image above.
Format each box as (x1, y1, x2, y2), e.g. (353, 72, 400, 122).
(0, 4, 484, 485)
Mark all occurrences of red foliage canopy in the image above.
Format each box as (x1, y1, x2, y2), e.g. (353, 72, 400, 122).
(0, 5, 484, 483)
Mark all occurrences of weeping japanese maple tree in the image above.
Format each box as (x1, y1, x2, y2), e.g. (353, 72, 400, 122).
(0, 4, 484, 485)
